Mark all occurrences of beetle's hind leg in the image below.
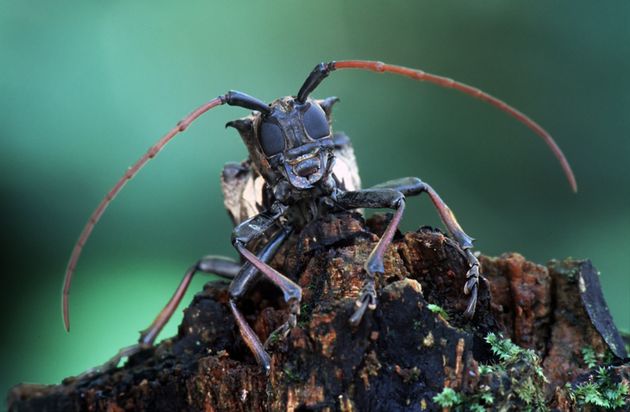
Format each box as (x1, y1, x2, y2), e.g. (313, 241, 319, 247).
(139, 256, 241, 345)
(78, 256, 241, 377)
(371, 177, 480, 318)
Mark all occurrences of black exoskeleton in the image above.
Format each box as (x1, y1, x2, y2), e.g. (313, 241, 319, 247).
(62, 60, 576, 373)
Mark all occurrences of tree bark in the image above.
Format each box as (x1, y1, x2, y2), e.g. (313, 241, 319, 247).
(8, 212, 629, 411)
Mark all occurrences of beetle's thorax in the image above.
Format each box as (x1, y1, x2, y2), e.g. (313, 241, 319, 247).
(278, 181, 339, 228)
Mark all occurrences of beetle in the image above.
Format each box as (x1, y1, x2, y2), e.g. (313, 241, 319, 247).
(62, 60, 577, 373)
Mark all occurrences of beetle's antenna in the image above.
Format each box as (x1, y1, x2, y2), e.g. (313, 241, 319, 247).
(62, 91, 269, 331)
(298, 60, 577, 193)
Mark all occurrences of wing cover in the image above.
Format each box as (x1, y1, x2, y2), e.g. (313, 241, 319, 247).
(332, 132, 361, 192)
(221, 161, 266, 226)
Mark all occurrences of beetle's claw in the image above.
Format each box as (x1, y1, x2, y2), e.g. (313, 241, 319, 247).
(463, 268, 479, 318)
(349, 299, 369, 327)
(264, 313, 297, 349)
(264, 300, 299, 349)
(464, 276, 477, 295)
(464, 265, 479, 295)
(463, 251, 480, 318)
(463, 284, 478, 319)
(349, 285, 377, 327)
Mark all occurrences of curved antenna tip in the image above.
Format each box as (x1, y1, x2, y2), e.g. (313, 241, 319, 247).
(559, 156, 578, 194)
(63, 303, 70, 332)
(331, 59, 579, 195)
(59, 96, 226, 336)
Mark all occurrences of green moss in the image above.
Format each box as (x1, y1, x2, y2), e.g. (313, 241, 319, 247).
(581, 345, 614, 369)
(427, 303, 449, 320)
(485, 333, 546, 382)
(432, 387, 463, 408)
(432, 385, 493, 412)
(480, 392, 494, 405)
(440, 333, 547, 410)
(297, 302, 314, 328)
(468, 404, 486, 412)
(282, 365, 301, 383)
(581, 346, 599, 368)
(432, 334, 621, 410)
(432, 334, 545, 410)
(568, 366, 629, 409)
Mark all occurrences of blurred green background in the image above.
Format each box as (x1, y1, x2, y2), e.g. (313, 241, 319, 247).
(2, 1, 629, 406)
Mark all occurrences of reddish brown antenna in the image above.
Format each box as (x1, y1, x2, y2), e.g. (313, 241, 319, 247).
(298, 60, 577, 193)
(62, 90, 273, 331)
(61, 97, 225, 331)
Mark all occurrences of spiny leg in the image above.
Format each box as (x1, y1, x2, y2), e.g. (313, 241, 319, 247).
(230, 212, 298, 373)
(139, 256, 240, 345)
(80, 256, 240, 376)
(372, 177, 480, 318)
(336, 189, 406, 326)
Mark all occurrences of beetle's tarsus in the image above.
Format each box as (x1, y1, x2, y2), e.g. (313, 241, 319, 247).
(335, 188, 407, 327)
(349, 281, 377, 326)
(264, 313, 297, 349)
(463, 249, 480, 318)
(464, 267, 480, 295)
(349, 298, 370, 327)
(77, 343, 151, 379)
(463, 283, 479, 319)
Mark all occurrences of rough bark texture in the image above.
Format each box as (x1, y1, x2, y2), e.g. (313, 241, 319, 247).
(8, 212, 629, 411)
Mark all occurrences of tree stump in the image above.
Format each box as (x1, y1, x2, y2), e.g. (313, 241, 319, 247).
(7, 212, 629, 411)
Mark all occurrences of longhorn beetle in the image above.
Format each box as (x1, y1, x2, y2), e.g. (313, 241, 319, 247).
(62, 60, 577, 373)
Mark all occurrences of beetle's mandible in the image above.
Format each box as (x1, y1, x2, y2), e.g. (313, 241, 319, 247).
(62, 60, 577, 373)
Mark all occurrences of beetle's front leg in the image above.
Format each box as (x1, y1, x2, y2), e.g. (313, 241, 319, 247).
(371, 177, 480, 318)
(335, 189, 406, 326)
(229, 212, 299, 373)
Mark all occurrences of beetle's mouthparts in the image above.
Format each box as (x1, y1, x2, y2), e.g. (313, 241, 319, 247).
(294, 158, 320, 177)
(287, 148, 320, 165)
(288, 149, 322, 177)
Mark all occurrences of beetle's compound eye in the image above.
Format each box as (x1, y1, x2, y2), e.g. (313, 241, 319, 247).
(303, 103, 329, 139)
(259, 121, 285, 156)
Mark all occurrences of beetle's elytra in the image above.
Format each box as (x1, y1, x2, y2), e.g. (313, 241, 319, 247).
(62, 60, 576, 373)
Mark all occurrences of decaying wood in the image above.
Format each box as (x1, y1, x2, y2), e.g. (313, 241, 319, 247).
(8, 212, 629, 411)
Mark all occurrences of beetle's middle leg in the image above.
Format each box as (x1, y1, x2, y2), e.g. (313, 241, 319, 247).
(230, 212, 299, 373)
(335, 189, 406, 326)
(371, 177, 480, 318)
